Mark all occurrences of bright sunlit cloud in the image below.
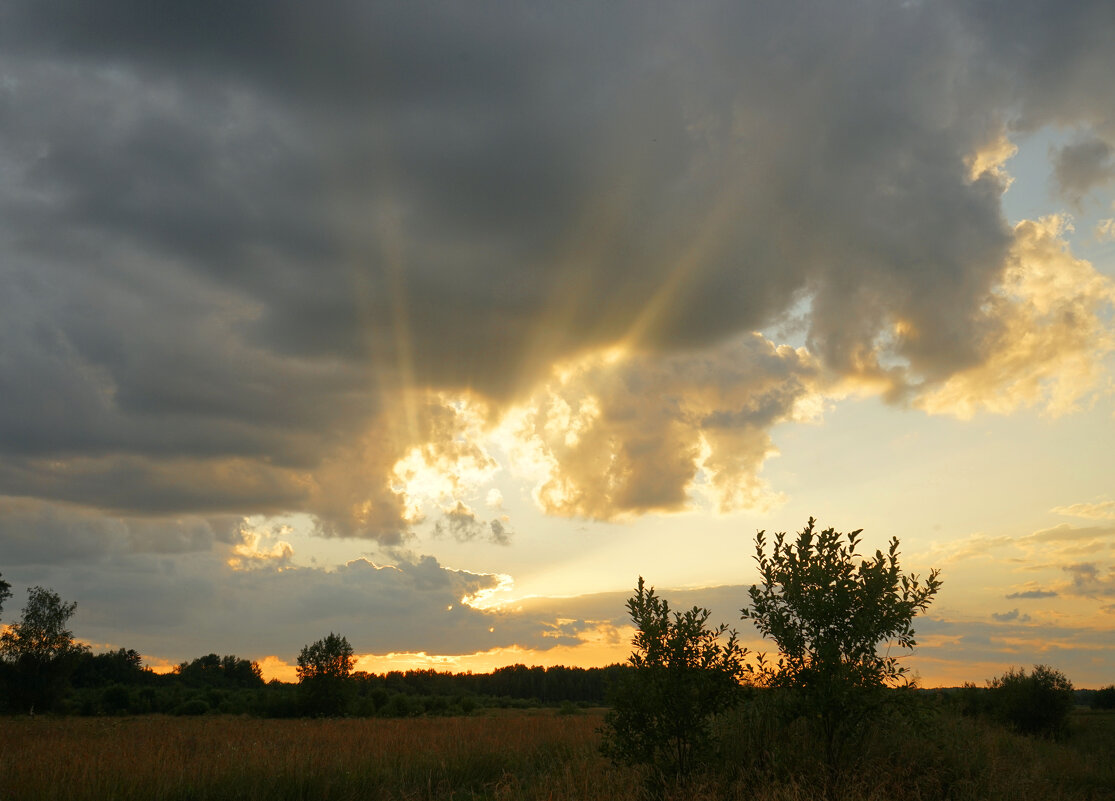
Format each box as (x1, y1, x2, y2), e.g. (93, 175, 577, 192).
(917, 216, 1115, 419)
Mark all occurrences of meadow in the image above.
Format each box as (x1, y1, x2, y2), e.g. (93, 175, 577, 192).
(3, 707, 1113, 801)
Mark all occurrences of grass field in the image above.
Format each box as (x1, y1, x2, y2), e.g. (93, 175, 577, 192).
(3, 708, 1113, 801)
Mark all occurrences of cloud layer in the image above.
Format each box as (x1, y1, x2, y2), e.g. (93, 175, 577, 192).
(1, 0, 1113, 540)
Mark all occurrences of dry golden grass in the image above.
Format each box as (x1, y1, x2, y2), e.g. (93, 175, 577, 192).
(0, 710, 636, 801)
(3, 708, 1113, 801)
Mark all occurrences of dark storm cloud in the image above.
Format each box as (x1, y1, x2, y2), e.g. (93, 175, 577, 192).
(948, 0, 1115, 130)
(0, 497, 241, 565)
(1, 0, 1113, 538)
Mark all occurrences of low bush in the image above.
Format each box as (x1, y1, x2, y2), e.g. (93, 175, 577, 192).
(988, 664, 1075, 737)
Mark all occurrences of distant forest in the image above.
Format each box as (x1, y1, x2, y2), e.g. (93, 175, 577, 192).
(3, 645, 1111, 720)
(11, 648, 630, 718)
(2, 642, 637, 718)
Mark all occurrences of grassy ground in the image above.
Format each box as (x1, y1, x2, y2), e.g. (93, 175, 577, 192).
(0, 709, 633, 801)
(2, 708, 1112, 801)
(716, 704, 1115, 801)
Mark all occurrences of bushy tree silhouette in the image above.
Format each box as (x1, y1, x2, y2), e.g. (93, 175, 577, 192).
(176, 653, 264, 688)
(601, 577, 746, 788)
(741, 518, 941, 767)
(988, 664, 1074, 737)
(297, 632, 355, 716)
(0, 586, 87, 713)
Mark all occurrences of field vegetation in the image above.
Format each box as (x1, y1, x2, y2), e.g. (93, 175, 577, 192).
(2, 705, 1113, 801)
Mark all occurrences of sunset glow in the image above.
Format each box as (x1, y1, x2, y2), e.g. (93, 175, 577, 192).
(1, 0, 1113, 689)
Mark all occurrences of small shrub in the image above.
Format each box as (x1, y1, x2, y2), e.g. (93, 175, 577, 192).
(600, 577, 746, 788)
(988, 664, 1074, 737)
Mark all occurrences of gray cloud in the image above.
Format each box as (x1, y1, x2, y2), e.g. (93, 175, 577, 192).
(0, 545, 568, 662)
(1052, 137, 1115, 206)
(1063, 562, 1115, 598)
(949, 0, 1115, 131)
(0, 0, 1112, 541)
(1006, 589, 1058, 599)
(488, 520, 511, 547)
(914, 613, 1114, 686)
(991, 608, 1031, 623)
(0, 496, 241, 565)
(432, 503, 512, 546)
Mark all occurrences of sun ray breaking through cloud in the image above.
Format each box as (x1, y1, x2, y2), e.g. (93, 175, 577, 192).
(0, 0, 1113, 687)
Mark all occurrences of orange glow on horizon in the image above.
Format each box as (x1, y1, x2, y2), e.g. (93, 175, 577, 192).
(258, 654, 299, 683)
(254, 635, 634, 683)
(253, 645, 992, 688)
(145, 657, 178, 675)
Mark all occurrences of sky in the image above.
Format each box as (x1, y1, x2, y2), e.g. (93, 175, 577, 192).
(0, 0, 1113, 687)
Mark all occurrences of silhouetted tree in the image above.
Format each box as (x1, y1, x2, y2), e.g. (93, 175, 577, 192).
(297, 632, 355, 716)
(72, 648, 150, 688)
(742, 518, 942, 768)
(0, 572, 11, 620)
(0, 586, 87, 713)
(601, 577, 747, 788)
(175, 653, 264, 688)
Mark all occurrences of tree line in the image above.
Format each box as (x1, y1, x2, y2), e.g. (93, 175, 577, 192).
(0, 574, 626, 716)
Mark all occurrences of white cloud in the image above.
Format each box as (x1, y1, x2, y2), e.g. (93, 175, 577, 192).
(226, 521, 294, 571)
(917, 216, 1115, 419)
(1053, 500, 1115, 520)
